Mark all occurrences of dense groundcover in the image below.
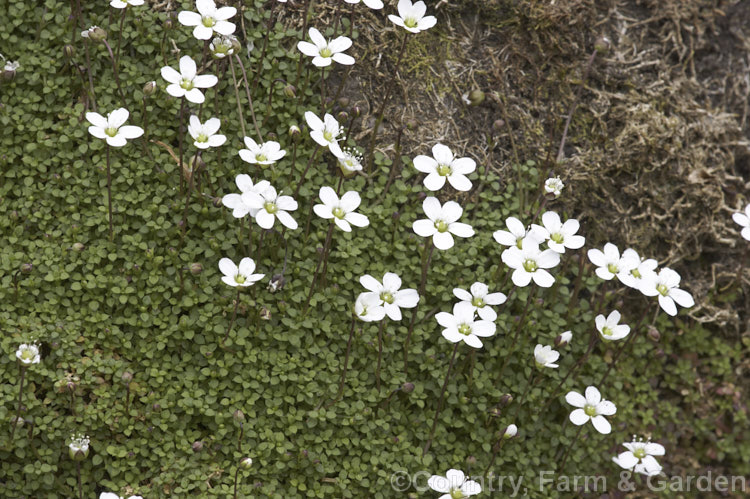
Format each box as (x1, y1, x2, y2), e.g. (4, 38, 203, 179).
(1, 0, 749, 497)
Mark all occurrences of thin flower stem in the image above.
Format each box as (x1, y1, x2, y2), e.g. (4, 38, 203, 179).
(303, 222, 335, 315)
(423, 342, 460, 456)
(101, 39, 126, 105)
(228, 57, 248, 138)
(82, 40, 98, 112)
(320, 66, 326, 113)
(541, 330, 599, 411)
(251, 1, 278, 95)
(106, 144, 114, 241)
(557, 424, 584, 472)
(348, 2, 356, 38)
(179, 155, 202, 239)
(566, 252, 587, 321)
(178, 97, 186, 194)
(292, 145, 321, 198)
(76, 461, 83, 499)
(495, 287, 538, 384)
(234, 55, 263, 140)
(237, 422, 244, 453)
(375, 318, 387, 392)
(247, 217, 254, 259)
(325, 312, 356, 409)
(403, 239, 434, 374)
(114, 9, 126, 68)
(512, 371, 541, 420)
(9, 366, 27, 441)
(484, 439, 505, 477)
(295, 0, 312, 88)
(366, 33, 409, 172)
(222, 290, 242, 345)
(597, 304, 655, 386)
(232, 465, 241, 499)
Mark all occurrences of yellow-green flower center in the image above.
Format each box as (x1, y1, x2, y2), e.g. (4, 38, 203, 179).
(631, 268, 642, 279)
(196, 133, 208, 143)
(434, 220, 449, 233)
(584, 404, 597, 417)
(319, 47, 332, 58)
(202, 16, 216, 28)
(323, 130, 334, 142)
(607, 263, 619, 274)
(458, 323, 472, 336)
(332, 207, 345, 219)
(20, 350, 34, 361)
(180, 78, 194, 90)
(601, 326, 613, 337)
(634, 448, 646, 459)
(450, 489, 465, 499)
(380, 291, 394, 304)
(515, 238, 523, 249)
(105, 127, 118, 137)
(471, 297, 485, 308)
(264, 201, 278, 214)
(656, 284, 668, 296)
(523, 259, 538, 273)
(256, 153, 268, 162)
(234, 274, 246, 284)
(437, 164, 452, 176)
(550, 232, 564, 244)
(404, 17, 418, 28)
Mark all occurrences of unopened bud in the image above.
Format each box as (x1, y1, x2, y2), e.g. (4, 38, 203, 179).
(502, 424, 518, 439)
(401, 382, 414, 393)
(63, 45, 76, 59)
(268, 274, 285, 293)
(189, 263, 203, 275)
(499, 394, 513, 407)
(260, 307, 271, 320)
(466, 455, 477, 466)
(594, 36, 611, 54)
(647, 326, 660, 342)
(284, 84, 296, 99)
(351, 106, 361, 118)
(121, 372, 133, 384)
(88, 27, 107, 42)
(468, 90, 485, 106)
(555, 330, 572, 348)
(72, 242, 85, 252)
(492, 119, 505, 131)
(192, 441, 203, 453)
(20, 263, 33, 274)
(337, 111, 349, 123)
(233, 409, 245, 422)
(143, 80, 156, 96)
(240, 457, 253, 469)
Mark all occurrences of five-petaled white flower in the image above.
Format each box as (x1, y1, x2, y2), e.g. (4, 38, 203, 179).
(595, 310, 630, 341)
(100, 493, 143, 499)
(161, 55, 218, 104)
(427, 469, 482, 498)
(732, 204, 750, 242)
(412, 197, 474, 250)
(359, 272, 419, 321)
(178, 0, 237, 40)
(219, 257, 264, 287)
(110, 0, 144, 8)
(613, 438, 665, 476)
(532, 211, 585, 254)
(544, 176, 564, 197)
(534, 344, 559, 369)
(344, 0, 384, 9)
(16, 343, 40, 366)
(297, 28, 354, 67)
(501, 238, 560, 288)
(86, 108, 144, 147)
(355, 292, 385, 322)
(565, 386, 616, 434)
(313, 186, 369, 232)
(640, 267, 695, 317)
(221, 175, 271, 219)
(388, 0, 437, 34)
(242, 185, 298, 230)
(452, 282, 506, 321)
(493, 216, 545, 249)
(436, 301, 496, 349)
(304, 111, 345, 158)
(617, 248, 658, 292)
(238, 137, 286, 166)
(412, 144, 476, 191)
(587, 242, 639, 283)
(188, 116, 226, 149)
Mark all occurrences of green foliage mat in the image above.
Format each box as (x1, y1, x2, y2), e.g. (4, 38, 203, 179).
(0, 1, 748, 497)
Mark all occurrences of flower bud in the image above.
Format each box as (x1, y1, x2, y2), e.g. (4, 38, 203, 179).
(647, 326, 660, 342)
(401, 382, 415, 393)
(289, 125, 301, 142)
(337, 97, 350, 108)
(468, 90, 485, 106)
(20, 263, 33, 274)
(164, 16, 174, 30)
(337, 111, 349, 123)
(233, 409, 245, 422)
(266, 132, 278, 141)
(63, 45, 76, 59)
(143, 80, 156, 96)
(492, 119, 505, 132)
(594, 35, 611, 54)
(72, 242, 85, 252)
(268, 274, 286, 293)
(416, 192, 427, 201)
(192, 441, 203, 453)
(260, 307, 271, 320)
(284, 84, 297, 99)
(240, 457, 253, 469)
(466, 455, 477, 466)
(351, 106, 361, 118)
(502, 424, 518, 439)
(121, 371, 133, 384)
(499, 394, 513, 407)
(189, 263, 203, 275)
(88, 27, 107, 42)
(555, 330, 572, 348)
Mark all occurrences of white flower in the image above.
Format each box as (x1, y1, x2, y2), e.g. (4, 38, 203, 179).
(613, 438, 665, 476)
(388, 0, 437, 34)
(68, 434, 90, 459)
(452, 282, 506, 321)
(219, 257, 264, 287)
(305, 111, 345, 158)
(534, 344, 559, 368)
(640, 267, 695, 317)
(427, 469, 482, 498)
(86, 108, 144, 147)
(617, 248, 658, 292)
(436, 301, 496, 349)
(492, 216, 545, 248)
(100, 493, 143, 499)
(732, 204, 750, 241)
(355, 292, 386, 322)
(412, 144, 476, 191)
(110, 0, 144, 8)
(178, 0, 237, 40)
(242, 185, 298, 230)
(501, 238, 560, 288)
(338, 147, 363, 176)
(344, 0, 384, 9)
(565, 386, 616, 434)
(587, 242, 639, 283)
(595, 310, 630, 341)
(412, 197, 474, 250)
(16, 343, 40, 365)
(188, 116, 226, 149)
(161, 55, 218, 104)
(221, 175, 271, 218)
(238, 137, 286, 166)
(359, 272, 419, 321)
(531, 211, 585, 254)
(544, 176, 564, 197)
(313, 186, 369, 232)
(503, 424, 518, 438)
(556, 330, 573, 347)
(297, 28, 354, 67)
(3, 60, 19, 72)
(209, 35, 237, 58)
